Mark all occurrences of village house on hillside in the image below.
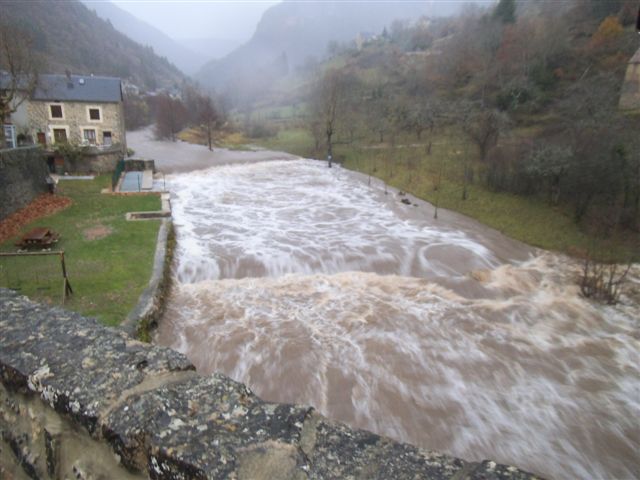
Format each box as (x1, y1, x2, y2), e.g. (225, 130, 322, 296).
(2, 73, 126, 151)
(1, 72, 127, 173)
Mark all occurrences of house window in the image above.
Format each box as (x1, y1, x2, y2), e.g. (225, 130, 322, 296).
(88, 107, 101, 121)
(50, 104, 63, 119)
(3, 125, 16, 149)
(103, 131, 112, 146)
(83, 129, 96, 145)
(53, 128, 67, 144)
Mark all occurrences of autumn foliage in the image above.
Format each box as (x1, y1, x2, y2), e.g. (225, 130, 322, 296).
(0, 194, 72, 243)
(589, 16, 624, 51)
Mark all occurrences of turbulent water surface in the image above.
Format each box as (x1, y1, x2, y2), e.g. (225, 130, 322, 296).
(151, 155, 639, 480)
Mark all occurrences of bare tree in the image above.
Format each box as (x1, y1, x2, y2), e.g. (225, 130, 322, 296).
(580, 253, 632, 305)
(154, 94, 187, 141)
(310, 68, 352, 167)
(0, 21, 39, 147)
(199, 97, 218, 151)
(123, 93, 151, 130)
(305, 113, 324, 154)
(365, 87, 393, 144)
(462, 108, 509, 162)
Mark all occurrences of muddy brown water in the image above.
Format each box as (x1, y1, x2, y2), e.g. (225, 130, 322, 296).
(129, 130, 640, 480)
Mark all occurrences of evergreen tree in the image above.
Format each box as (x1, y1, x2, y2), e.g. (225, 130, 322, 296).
(494, 0, 516, 24)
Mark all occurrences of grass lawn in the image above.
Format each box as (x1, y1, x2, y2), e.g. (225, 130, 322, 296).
(178, 127, 254, 151)
(254, 128, 316, 157)
(0, 176, 161, 326)
(250, 127, 638, 261)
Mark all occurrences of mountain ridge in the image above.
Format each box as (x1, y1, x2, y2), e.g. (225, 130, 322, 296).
(1, 0, 184, 91)
(195, 1, 467, 94)
(80, 0, 207, 75)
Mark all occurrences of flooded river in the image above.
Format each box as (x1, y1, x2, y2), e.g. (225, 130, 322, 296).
(129, 131, 640, 480)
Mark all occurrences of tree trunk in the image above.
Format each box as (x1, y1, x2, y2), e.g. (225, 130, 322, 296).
(0, 126, 5, 149)
(574, 193, 594, 222)
(479, 143, 487, 162)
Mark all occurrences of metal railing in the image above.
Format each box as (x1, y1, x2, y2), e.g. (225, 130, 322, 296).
(112, 158, 125, 190)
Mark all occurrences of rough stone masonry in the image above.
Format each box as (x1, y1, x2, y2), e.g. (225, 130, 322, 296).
(0, 146, 49, 220)
(0, 289, 543, 480)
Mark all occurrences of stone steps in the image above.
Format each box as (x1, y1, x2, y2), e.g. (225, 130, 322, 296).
(140, 169, 153, 190)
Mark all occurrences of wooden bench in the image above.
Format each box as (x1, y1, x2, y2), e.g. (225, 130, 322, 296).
(15, 227, 60, 250)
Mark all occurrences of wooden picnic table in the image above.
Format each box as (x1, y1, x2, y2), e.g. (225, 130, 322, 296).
(15, 227, 60, 249)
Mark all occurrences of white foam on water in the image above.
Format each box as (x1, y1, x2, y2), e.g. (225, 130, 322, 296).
(168, 160, 498, 283)
(158, 159, 640, 480)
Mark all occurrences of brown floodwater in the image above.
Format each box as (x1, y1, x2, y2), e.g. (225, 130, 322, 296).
(129, 131, 640, 480)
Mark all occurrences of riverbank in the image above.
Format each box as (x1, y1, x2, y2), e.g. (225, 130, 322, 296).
(0, 175, 161, 326)
(244, 127, 638, 262)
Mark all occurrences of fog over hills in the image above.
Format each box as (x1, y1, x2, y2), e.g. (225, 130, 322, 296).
(82, 0, 207, 75)
(195, 0, 472, 92)
(174, 37, 243, 65)
(1, 0, 183, 90)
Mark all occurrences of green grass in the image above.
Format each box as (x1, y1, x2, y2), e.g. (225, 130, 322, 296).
(255, 128, 315, 157)
(178, 128, 255, 151)
(0, 176, 161, 326)
(251, 127, 637, 260)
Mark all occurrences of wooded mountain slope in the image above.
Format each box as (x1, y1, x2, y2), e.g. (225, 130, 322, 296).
(1, 0, 184, 90)
(81, 0, 206, 75)
(195, 0, 464, 94)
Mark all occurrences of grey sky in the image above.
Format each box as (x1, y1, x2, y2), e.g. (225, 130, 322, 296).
(111, 0, 280, 41)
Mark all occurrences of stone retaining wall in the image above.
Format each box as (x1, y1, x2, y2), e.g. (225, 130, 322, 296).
(121, 219, 174, 340)
(63, 146, 123, 174)
(125, 158, 156, 173)
(0, 289, 542, 480)
(0, 146, 49, 220)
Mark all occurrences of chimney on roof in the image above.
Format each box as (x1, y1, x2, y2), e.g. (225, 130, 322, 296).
(65, 70, 73, 89)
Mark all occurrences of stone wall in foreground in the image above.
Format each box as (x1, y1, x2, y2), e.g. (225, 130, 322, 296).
(0, 146, 48, 220)
(0, 289, 541, 480)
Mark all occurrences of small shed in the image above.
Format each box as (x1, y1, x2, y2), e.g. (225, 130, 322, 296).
(619, 48, 640, 111)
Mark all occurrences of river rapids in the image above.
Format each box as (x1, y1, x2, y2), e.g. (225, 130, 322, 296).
(153, 158, 639, 480)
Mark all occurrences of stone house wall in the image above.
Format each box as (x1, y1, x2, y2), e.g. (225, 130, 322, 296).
(62, 146, 123, 174)
(25, 100, 126, 150)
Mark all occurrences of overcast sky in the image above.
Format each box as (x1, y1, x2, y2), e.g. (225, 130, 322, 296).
(111, 0, 281, 41)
